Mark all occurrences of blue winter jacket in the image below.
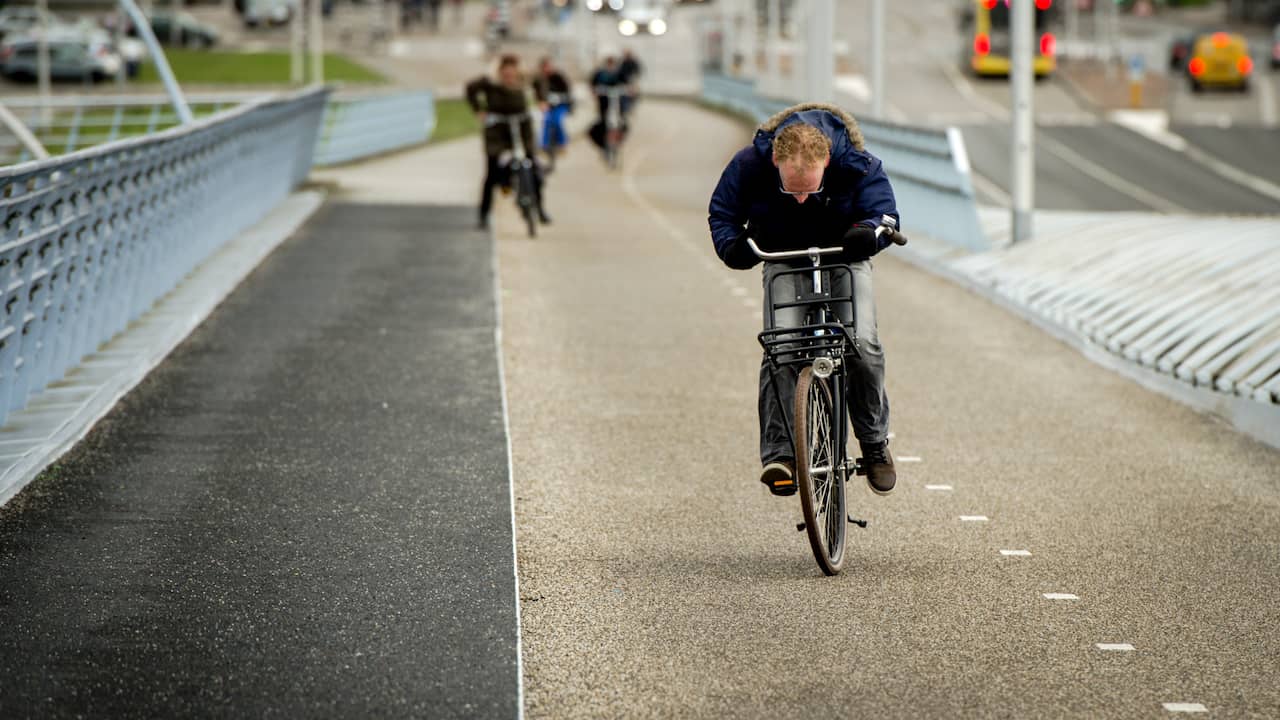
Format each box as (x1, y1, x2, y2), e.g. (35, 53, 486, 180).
(707, 103, 899, 266)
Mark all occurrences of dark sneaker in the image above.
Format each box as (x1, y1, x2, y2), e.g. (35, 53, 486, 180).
(538, 209, 553, 225)
(860, 441, 896, 495)
(760, 460, 796, 496)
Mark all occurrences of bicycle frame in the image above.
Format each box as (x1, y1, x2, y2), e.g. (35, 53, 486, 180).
(757, 256, 860, 474)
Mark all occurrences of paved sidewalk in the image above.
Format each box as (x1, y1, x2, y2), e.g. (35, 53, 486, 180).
(0, 201, 520, 717)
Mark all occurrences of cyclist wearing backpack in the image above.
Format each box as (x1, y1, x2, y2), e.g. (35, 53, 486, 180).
(708, 103, 900, 496)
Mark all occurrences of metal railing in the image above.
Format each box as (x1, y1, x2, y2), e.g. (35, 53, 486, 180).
(0, 93, 275, 166)
(2, 89, 436, 169)
(313, 90, 436, 167)
(700, 72, 988, 251)
(0, 88, 328, 426)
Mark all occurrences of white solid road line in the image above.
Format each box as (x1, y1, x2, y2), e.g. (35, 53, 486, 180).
(1043, 593, 1079, 600)
(959, 515, 989, 522)
(924, 484, 953, 491)
(896, 456, 922, 463)
(1163, 703, 1208, 713)
(1036, 133, 1189, 214)
(1000, 549, 1032, 556)
(1096, 643, 1135, 651)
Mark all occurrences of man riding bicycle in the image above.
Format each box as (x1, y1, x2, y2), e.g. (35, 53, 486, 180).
(466, 54, 551, 230)
(708, 102, 900, 496)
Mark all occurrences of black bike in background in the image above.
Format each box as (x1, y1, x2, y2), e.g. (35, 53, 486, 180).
(486, 112, 540, 238)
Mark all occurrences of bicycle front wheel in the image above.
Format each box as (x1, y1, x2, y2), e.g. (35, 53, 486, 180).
(795, 366, 846, 575)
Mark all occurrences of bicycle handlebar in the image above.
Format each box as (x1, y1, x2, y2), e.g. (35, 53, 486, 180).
(745, 216, 909, 261)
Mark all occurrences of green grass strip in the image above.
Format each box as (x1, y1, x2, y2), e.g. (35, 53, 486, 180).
(138, 49, 386, 85)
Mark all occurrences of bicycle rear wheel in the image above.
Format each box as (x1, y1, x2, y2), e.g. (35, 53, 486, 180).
(794, 366, 846, 575)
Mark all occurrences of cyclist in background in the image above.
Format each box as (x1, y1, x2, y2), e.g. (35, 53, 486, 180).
(535, 56, 573, 168)
(466, 54, 551, 230)
(707, 102, 900, 497)
(617, 49, 643, 117)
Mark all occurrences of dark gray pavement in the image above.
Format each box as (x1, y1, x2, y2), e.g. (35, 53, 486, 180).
(961, 122, 1280, 214)
(1173, 124, 1280, 185)
(0, 203, 519, 718)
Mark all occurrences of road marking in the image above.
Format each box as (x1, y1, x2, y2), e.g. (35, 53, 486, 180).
(1036, 132, 1188, 213)
(1043, 593, 1079, 600)
(896, 456, 922, 463)
(959, 515, 989, 522)
(925, 484, 952, 491)
(939, 61, 1008, 119)
(1000, 549, 1031, 556)
(1178, 142, 1280, 204)
(1163, 703, 1207, 713)
(971, 169, 1013, 207)
(1096, 643, 1134, 651)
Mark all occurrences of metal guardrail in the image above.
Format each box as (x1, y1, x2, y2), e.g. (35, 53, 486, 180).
(1, 90, 436, 169)
(313, 91, 436, 167)
(0, 88, 328, 426)
(700, 72, 988, 251)
(0, 93, 276, 166)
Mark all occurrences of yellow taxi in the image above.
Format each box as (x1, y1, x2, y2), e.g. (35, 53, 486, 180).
(1186, 31, 1253, 92)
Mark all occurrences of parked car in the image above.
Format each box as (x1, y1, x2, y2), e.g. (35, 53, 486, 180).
(0, 35, 123, 83)
(1186, 31, 1253, 92)
(242, 0, 295, 27)
(0, 6, 62, 42)
(132, 11, 219, 48)
(1168, 31, 1198, 70)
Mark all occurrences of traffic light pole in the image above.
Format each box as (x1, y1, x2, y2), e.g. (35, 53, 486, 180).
(1010, 0, 1034, 243)
(869, 0, 885, 118)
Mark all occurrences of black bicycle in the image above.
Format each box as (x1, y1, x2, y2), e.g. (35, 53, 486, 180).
(486, 112, 540, 238)
(749, 217, 906, 575)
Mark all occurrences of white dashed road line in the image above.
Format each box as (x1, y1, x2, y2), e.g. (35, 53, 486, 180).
(959, 515, 989, 522)
(1043, 593, 1079, 601)
(896, 456, 922, 463)
(924, 484, 953, 491)
(1095, 643, 1134, 651)
(1163, 703, 1208, 713)
(1000, 550, 1031, 557)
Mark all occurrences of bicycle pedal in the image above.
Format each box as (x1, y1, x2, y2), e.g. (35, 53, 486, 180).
(848, 516, 868, 528)
(796, 522, 806, 532)
(853, 460, 867, 476)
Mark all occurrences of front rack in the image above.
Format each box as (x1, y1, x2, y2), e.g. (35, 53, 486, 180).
(758, 322, 858, 367)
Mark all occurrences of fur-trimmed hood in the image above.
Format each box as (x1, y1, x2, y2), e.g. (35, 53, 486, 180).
(758, 102, 865, 151)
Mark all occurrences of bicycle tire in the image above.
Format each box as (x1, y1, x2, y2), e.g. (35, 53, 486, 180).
(515, 168, 537, 238)
(795, 366, 846, 575)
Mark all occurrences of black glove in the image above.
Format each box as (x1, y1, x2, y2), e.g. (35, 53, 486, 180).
(838, 225, 881, 263)
(722, 231, 761, 270)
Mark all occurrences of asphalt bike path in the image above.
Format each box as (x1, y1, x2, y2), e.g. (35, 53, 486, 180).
(0, 203, 519, 718)
(502, 100, 1280, 718)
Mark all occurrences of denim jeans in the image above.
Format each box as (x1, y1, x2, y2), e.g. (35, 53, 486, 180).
(758, 259, 889, 464)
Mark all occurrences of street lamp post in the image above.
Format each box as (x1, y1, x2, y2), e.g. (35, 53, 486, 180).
(310, 0, 325, 84)
(1010, 0, 1035, 243)
(804, 0, 833, 103)
(869, 0, 885, 118)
